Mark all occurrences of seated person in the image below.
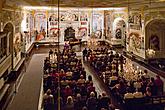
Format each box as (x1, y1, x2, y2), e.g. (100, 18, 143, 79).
(66, 69, 73, 80)
(144, 87, 152, 97)
(109, 73, 118, 87)
(61, 76, 68, 87)
(133, 89, 143, 98)
(124, 87, 134, 99)
(78, 75, 85, 85)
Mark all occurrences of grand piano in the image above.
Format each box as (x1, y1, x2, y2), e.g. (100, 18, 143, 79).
(69, 38, 82, 49)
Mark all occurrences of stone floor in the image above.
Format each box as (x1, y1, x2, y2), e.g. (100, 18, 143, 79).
(6, 54, 47, 110)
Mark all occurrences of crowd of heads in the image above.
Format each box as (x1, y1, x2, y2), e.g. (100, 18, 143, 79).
(43, 47, 112, 110)
(88, 47, 164, 103)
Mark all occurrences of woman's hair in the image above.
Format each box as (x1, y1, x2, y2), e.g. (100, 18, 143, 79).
(146, 87, 151, 92)
(67, 96, 73, 104)
(90, 92, 95, 97)
(46, 89, 51, 95)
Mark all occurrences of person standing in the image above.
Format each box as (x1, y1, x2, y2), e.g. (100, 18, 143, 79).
(155, 75, 164, 95)
(82, 48, 88, 61)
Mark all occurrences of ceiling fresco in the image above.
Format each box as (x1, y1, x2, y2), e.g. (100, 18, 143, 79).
(5, 0, 165, 8)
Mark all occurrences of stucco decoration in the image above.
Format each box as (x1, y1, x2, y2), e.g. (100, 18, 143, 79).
(128, 32, 141, 52)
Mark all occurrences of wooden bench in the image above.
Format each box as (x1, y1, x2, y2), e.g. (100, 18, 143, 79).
(0, 84, 10, 101)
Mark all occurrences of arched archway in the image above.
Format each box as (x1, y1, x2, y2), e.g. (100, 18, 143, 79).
(145, 19, 165, 58)
(3, 22, 14, 69)
(113, 18, 126, 47)
(3, 22, 14, 55)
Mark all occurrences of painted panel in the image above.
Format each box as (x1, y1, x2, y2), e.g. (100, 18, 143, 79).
(13, 32, 21, 68)
(92, 13, 103, 39)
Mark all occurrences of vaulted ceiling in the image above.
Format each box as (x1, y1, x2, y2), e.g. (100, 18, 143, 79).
(5, 0, 165, 8)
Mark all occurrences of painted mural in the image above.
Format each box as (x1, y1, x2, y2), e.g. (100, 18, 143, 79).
(149, 34, 160, 51)
(78, 27, 87, 38)
(115, 28, 122, 39)
(129, 13, 142, 30)
(26, 13, 35, 43)
(80, 12, 88, 21)
(49, 13, 58, 21)
(105, 14, 112, 40)
(49, 28, 60, 38)
(60, 11, 79, 21)
(35, 12, 47, 40)
(93, 13, 103, 39)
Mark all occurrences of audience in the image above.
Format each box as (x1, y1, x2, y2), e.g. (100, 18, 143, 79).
(43, 46, 164, 110)
(43, 47, 112, 110)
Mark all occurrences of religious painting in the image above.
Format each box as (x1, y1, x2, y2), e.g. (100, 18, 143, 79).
(35, 12, 47, 33)
(80, 12, 88, 21)
(115, 28, 122, 39)
(60, 13, 65, 21)
(149, 34, 160, 50)
(49, 13, 58, 27)
(105, 14, 111, 39)
(26, 13, 30, 29)
(49, 13, 58, 21)
(49, 28, 60, 38)
(129, 13, 142, 30)
(14, 32, 21, 57)
(72, 13, 78, 21)
(60, 11, 78, 21)
(94, 30, 101, 39)
(78, 27, 87, 38)
(92, 13, 103, 39)
(29, 14, 35, 42)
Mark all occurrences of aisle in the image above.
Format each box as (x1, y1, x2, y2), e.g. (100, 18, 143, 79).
(83, 61, 110, 96)
(7, 54, 47, 110)
(76, 52, 110, 96)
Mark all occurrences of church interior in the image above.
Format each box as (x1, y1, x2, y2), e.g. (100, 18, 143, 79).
(1, 0, 165, 110)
